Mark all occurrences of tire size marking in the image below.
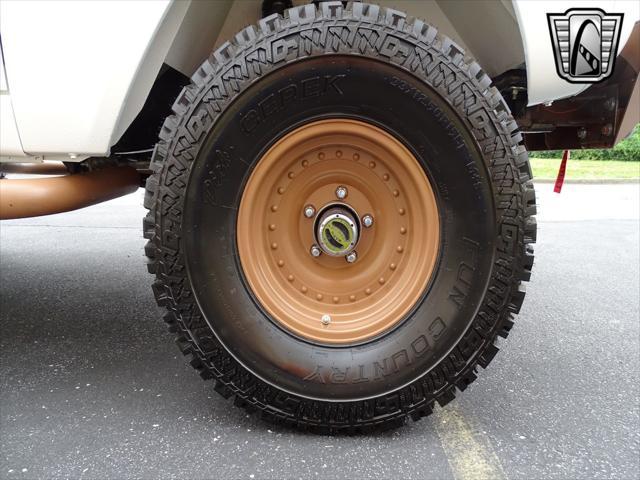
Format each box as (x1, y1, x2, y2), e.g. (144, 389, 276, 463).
(390, 75, 485, 199)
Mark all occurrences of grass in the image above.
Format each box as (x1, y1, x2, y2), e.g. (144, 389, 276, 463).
(530, 158, 640, 180)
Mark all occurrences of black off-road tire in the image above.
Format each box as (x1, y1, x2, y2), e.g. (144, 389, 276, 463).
(143, 1, 536, 433)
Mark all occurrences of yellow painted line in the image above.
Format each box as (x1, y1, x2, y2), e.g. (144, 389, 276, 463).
(434, 405, 506, 480)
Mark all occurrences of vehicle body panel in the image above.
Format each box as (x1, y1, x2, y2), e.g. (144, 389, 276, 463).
(0, 45, 23, 157)
(0, 0, 638, 161)
(0, 0, 181, 157)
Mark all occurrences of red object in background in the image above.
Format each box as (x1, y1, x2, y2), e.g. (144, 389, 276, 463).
(554, 150, 570, 193)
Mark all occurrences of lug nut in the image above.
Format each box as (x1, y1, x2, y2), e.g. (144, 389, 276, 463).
(310, 245, 322, 257)
(362, 214, 374, 228)
(304, 205, 316, 218)
(345, 251, 357, 263)
(321, 314, 331, 325)
(335, 186, 348, 200)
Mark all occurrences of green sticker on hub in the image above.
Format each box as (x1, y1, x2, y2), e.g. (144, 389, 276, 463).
(322, 217, 354, 253)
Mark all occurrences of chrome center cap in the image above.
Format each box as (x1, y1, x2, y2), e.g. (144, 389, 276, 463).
(316, 206, 360, 256)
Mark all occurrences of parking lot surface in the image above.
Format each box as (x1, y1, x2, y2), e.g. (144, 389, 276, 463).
(1, 183, 639, 479)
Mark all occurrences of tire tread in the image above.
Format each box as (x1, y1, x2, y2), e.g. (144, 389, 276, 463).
(143, 1, 536, 433)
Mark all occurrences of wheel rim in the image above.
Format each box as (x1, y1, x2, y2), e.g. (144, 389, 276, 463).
(237, 119, 440, 344)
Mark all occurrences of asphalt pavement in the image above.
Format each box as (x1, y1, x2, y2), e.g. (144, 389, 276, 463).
(1, 183, 638, 479)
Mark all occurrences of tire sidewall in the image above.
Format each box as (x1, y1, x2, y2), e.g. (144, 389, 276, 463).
(182, 55, 496, 401)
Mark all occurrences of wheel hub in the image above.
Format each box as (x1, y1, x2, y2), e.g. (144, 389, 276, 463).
(315, 205, 360, 257)
(236, 119, 440, 345)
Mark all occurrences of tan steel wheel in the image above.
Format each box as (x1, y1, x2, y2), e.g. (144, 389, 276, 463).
(237, 119, 440, 344)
